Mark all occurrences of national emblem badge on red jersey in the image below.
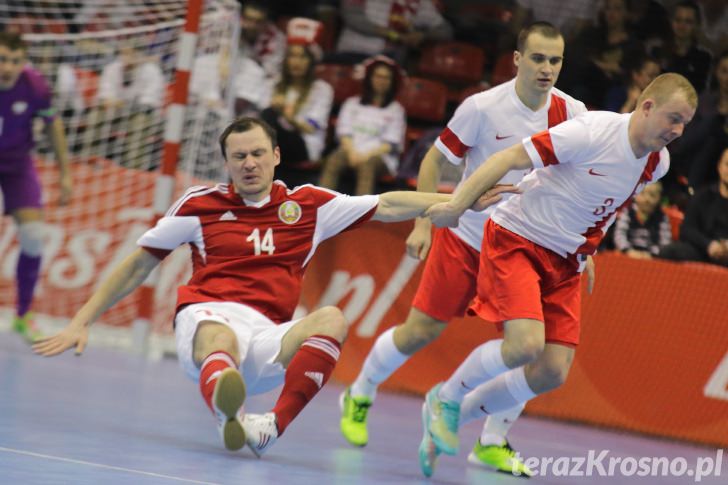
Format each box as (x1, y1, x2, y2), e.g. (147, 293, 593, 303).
(278, 201, 302, 224)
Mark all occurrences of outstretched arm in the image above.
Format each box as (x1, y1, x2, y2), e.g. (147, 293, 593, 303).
(426, 144, 533, 227)
(33, 248, 161, 356)
(371, 184, 517, 223)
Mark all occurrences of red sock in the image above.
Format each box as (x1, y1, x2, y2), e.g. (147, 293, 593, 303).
(272, 335, 340, 435)
(199, 351, 237, 413)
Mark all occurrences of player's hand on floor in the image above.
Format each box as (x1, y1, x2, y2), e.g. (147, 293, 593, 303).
(32, 322, 89, 357)
(470, 184, 520, 212)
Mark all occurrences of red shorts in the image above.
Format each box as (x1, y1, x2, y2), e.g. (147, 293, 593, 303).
(468, 220, 582, 346)
(412, 227, 479, 322)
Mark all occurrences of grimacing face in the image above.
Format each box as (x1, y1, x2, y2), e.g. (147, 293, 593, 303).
(515, 32, 565, 96)
(224, 126, 280, 202)
(0, 45, 27, 90)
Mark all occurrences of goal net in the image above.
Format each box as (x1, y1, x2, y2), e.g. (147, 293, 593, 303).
(0, 0, 239, 351)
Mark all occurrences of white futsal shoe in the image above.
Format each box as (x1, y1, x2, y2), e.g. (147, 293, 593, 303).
(212, 368, 247, 451)
(243, 412, 279, 457)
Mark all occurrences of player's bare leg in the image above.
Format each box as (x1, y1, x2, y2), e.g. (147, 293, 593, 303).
(426, 319, 544, 455)
(11, 208, 45, 343)
(243, 306, 346, 457)
(341, 308, 446, 446)
(193, 322, 246, 451)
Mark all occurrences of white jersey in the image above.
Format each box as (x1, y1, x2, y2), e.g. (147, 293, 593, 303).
(336, 96, 406, 174)
(434, 78, 586, 250)
(96, 59, 165, 109)
(259, 79, 334, 160)
(493, 111, 670, 258)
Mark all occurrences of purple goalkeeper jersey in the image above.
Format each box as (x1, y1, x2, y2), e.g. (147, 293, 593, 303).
(0, 66, 55, 168)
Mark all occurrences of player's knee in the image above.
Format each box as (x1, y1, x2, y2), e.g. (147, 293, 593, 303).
(403, 316, 445, 349)
(530, 359, 571, 392)
(193, 323, 239, 363)
(502, 335, 544, 367)
(311, 305, 348, 343)
(17, 221, 45, 257)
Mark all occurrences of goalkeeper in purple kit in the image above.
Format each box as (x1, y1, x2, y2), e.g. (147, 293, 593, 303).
(0, 32, 72, 341)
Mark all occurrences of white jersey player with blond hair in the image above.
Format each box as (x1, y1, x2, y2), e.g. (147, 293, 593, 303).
(423, 73, 697, 474)
(339, 22, 587, 477)
(33, 116, 511, 457)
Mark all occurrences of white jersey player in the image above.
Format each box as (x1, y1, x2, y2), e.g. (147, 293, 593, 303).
(424, 73, 697, 470)
(339, 22, 586, 478)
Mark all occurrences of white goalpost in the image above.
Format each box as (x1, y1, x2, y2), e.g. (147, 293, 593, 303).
(0, 0, 240, 357)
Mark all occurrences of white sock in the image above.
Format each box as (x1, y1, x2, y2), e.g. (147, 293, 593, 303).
(460, 367, 536, 424)
(350, 327, 408, 399)
(479, 403, 525, 446)
(439, 339, 508, 403)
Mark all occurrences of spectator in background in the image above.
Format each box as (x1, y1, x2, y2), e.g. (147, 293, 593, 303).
(510, 0, 597, 42)
(667, 50, 728, 195)
(659, 148, 728, 267)
(319, 55, 406, 195)
(238, 1, 286, 79)
(83, 44, 164, 169)
(698, 0, 728, 56)
(651, 1, 712, 94)
(259, 18, 333, 187)
(233, 1, 286, 114)
(629, 0, 671, 46)
(604, 54, 660, 113)
(334, 0, 453, 65)
(564, 0, 644, 108)
(613, 181, 672, 259)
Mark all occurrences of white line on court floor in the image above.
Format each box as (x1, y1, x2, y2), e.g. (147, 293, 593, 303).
(0, 446, 220, 484)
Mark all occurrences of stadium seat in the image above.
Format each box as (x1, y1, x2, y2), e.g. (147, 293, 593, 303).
(398, 76, 448, 123)
(315, 63, 360, 106)
(458, 82, 489, 104)
(417, 41, 486, 85)
(491, 51, 517, 86)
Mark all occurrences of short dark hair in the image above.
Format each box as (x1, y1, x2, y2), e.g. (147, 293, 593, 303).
(673, 1, 701, 23)
(0, 31, 27, 52)
(218, 117, 278, 159)
(516, 21, 562, 53)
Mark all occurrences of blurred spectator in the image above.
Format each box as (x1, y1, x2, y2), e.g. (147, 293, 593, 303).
(659, 148, 728, 267)
(510, 0, 597, 42)
(563, 0, 644, 108)
(613, 181, 672, 259)
(319, 55, 406, 195)
(233, 2, 286, 115)
(603, 54, 660, 112)
(698, 0, 728, 56)
(259, 18, 333, 186)
(668, 50, 728, 194)
(334, 0, 453, 65)
(237, 1, 286, 78)
(82, 45, 164, 168)
(651, 1, 712, 93)
(629, 0, 671, 45)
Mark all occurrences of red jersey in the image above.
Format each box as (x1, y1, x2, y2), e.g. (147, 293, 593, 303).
(137, 182, 379, 323)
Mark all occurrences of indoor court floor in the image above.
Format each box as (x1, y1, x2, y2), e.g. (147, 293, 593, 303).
(1, 333, 724, 484)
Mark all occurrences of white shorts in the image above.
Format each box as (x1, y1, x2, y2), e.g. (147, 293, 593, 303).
(175, 301, 299, 395)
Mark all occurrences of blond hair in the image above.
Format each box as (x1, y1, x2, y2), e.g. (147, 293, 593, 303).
(637, 73, 698, 109)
